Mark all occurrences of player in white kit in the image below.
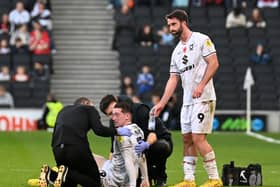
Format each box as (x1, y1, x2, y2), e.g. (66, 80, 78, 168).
(94, 102, 149, 187)
(152, 10, 223, 187)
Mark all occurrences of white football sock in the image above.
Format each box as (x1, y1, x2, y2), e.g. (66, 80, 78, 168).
(203, 151, 219, 179)
(183, 156, 197, 181)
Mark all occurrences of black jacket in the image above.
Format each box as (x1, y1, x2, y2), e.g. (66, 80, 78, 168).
(52, 105, 117, 148)
(118, 96, 171, 141)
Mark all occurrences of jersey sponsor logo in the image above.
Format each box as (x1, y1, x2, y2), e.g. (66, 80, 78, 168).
(182, 55, 188, 64)
(179, 64, 195, 73)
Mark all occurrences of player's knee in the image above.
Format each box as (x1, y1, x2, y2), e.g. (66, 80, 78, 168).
(192, 135, 206, 148)
(183, 134, 193, 147)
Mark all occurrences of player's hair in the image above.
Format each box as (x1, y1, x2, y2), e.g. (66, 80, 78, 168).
(114, 101, 132, 114)
(99, 94, 117, 114)
(166, 9, 189, 24)
(74, 97, 91, 105)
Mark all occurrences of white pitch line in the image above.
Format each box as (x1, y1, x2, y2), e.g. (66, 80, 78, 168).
(247, 132, 280, 144)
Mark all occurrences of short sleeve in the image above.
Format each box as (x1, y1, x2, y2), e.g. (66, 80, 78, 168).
(169, 53, 179, 74)
(202, 37, 216, 57)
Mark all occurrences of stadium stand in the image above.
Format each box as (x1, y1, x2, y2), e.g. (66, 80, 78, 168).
(115, 2, 280, 110)
(0, 0, 52, 108)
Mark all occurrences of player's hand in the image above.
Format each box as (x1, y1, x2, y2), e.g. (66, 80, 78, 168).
(116, 127, 132, 137)
(140, 180, 150, 187)
(151, 103, 164, 117)
(192, 83, 204, 98)
(135, 140, 150, 154)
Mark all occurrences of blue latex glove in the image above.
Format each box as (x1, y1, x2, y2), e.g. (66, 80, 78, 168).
(116, 127, 132, 137)
(135, 140, 150, 154)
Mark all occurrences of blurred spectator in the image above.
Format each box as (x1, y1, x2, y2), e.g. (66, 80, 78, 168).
(10, 24, 30, 46)
(166, 93, 181, 130)
(206, 0, 223, 5)
(112, 4, 135, 49)
(151, 91, 170, 123)
(107, 0, 122, 10)
(131, 95, 142, 103)
(250, 43, 271, 64)
(29, 23, 51, 55)
(157, 25, 174, 46)
(121, 75, 134, 95)
(32, 62, 49, 81)
(172, 0, 190, 7)
(136, 0, 151, 6)
(0, 39, 10, 54)
(0, 66, 11, 81)
(224, 0, 247, 10)
(124, 86, 135, 97)
(192, 0, 206, 7)
(9, 1, 30, 30)
(123, 0, 135, 8)
(31, 20, 56, 53)
(0, 85, 14, 108)
(13, 66, 29, 82)
(136, 65, 154, 96)
(257, 0, 279, 8)
(246, 8, 266, 28)
(225, 7, 247, 28)
(115, 5, 135, 32)
(11, 37, 29, 54)
(31, 0, 52, 14)
(0, 13, 10, 34)
(136, 24, 155, 47)
(31, 1, 52, 30)
(37, 93, 63, 129)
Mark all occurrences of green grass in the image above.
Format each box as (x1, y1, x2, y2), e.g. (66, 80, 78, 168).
(0, 131, 280, 186)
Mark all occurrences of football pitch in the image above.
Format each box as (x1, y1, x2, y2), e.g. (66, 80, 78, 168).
(0, 131, 279, 186)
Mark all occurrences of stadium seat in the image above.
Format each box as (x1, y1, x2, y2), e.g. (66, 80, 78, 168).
(136, 46, 156, 57)
(207, 6, 226, 18)
(12, 53, 31, 69)
(0, 81, 11, 92)
(32, 55, 51, 66)
(0, 54, 11, 68)
(134, 7, 152, 26)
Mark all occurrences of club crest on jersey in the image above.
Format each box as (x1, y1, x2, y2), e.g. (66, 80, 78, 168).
(182, 55, 188, 64)
(205, 39, 213, 48)
(189, 44, 194, 51)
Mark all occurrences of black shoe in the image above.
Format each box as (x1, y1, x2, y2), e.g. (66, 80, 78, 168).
(54, 165, 68, 187)
(155, 179, 166, 187)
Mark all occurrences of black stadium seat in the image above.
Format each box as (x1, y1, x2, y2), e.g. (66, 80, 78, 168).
(32, 55, 51, 66)
(12, 53, 31, 68)
(0, 54, 11, 68)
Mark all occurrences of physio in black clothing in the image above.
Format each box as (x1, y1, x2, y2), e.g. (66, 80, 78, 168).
(51, 97, 131, 187)
(100, 95, 173, 187)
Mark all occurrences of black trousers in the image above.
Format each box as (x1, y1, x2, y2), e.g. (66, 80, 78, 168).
(53, 144, 101, 187)
(146, 139, 173, 182)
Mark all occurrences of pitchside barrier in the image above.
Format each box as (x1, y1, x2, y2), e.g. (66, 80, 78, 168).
(0, 109, 42, 131)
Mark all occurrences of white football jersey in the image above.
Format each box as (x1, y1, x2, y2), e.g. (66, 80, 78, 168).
(102, 124, 146, 187)
(170, 32, 217, 106)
